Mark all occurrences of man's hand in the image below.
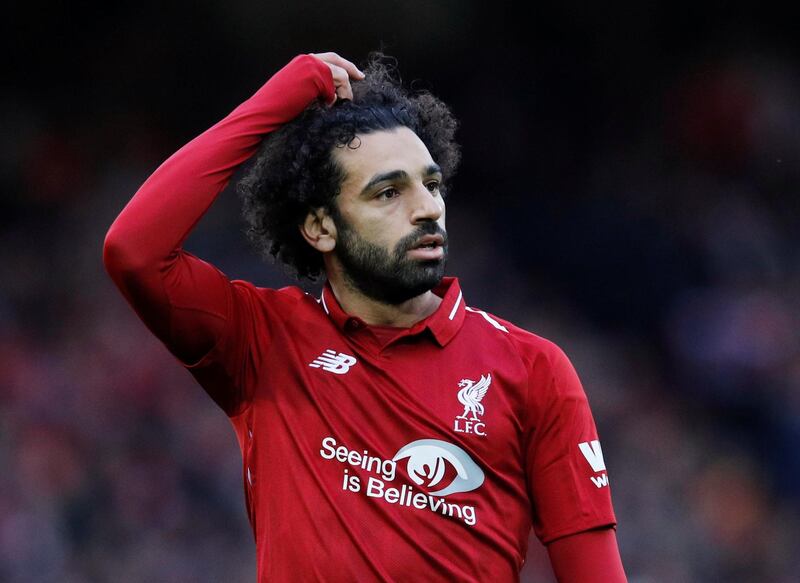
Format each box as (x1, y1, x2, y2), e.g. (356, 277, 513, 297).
(309, 52, 365, 103)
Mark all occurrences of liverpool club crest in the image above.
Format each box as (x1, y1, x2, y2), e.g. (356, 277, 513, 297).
(454, 373, 491, 436)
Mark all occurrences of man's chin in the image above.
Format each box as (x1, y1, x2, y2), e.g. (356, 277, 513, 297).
(404, 270, 446, 298)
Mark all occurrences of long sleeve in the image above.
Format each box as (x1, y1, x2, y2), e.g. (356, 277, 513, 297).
(547, 528, 627, 582)
(547, 528, 628, 583)
(103, 54, 334, 408)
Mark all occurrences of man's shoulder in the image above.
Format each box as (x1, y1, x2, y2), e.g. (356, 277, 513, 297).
(462, 306, 584, 406)
(461, 304, 570, 367)
(228, 280, 322, 317)
(230, 279, 304, 298)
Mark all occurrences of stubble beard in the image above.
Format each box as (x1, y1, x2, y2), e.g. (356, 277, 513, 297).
(332, 213, 448, 306)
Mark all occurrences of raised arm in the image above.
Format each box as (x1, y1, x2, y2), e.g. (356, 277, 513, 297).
(103, 53, 361, 368)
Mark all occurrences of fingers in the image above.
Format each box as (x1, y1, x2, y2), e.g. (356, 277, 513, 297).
(328, 64, 353, 101)
(311, 51, 365, 81)
(308, 52, 366, 105)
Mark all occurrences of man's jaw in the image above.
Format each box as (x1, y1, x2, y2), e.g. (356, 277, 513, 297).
(329, 219, 448, 306)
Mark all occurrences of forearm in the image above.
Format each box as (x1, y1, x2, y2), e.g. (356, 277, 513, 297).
(103, 54, 333, 273)
(102, 55, 333, 353)
(546, 527, 627, 583)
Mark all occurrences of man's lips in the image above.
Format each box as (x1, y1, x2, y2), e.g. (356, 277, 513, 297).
(407, 245, 445, 260)
(410, 234, 445, 250)
(406, 233, 446, 260)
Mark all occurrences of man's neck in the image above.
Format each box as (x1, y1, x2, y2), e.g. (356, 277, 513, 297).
(326, 273, 442, 328)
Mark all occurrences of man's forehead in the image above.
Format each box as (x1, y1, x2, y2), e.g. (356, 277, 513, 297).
(334, 127, 435, 184)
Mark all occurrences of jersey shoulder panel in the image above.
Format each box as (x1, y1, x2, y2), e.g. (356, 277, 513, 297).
(227, 280, 307, 318)
(462, 306, 583, 411)
(462, 305, 568, 370)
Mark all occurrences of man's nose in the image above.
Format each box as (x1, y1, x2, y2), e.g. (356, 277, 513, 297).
(410, 183, 444, 224)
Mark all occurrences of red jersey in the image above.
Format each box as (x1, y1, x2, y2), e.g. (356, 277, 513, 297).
(104, 54, 617, 582)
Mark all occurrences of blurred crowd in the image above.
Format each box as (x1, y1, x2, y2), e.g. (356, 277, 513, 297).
(2, 3, 799, 581)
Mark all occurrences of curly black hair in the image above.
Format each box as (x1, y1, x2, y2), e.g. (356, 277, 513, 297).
(237, 54, 461, 280)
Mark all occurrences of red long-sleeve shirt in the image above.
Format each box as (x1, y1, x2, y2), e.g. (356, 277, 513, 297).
(104, 54, 626, 582)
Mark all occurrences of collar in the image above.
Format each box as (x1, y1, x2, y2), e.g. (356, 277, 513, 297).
(319, 277, 465, 347)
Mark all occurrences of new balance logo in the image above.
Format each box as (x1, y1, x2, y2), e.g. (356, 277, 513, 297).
(579, 440, 609, 489)
(309, 350, 357, 375)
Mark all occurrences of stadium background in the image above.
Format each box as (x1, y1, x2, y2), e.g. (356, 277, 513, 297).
(2, 2, 799, 581)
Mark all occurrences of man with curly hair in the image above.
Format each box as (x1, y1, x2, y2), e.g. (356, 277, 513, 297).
(104, 52, 626, 581)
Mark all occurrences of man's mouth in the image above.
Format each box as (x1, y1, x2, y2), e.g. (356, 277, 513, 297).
(410, 234, 445, 250)
(407, 234, 446, 260)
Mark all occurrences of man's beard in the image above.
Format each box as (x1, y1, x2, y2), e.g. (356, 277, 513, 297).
(332, 213, 448, 305)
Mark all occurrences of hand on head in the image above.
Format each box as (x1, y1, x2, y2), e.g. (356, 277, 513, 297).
(309, 52, 365, 103)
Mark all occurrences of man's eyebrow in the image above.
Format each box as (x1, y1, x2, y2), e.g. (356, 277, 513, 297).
(425, 163, 443, 177)
(360, 164, 444, 196)
(361, 170, 409, 195)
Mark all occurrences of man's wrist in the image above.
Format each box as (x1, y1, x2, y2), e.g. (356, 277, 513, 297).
(247, 53, 336, 110)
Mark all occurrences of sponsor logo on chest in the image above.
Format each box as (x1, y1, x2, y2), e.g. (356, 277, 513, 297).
(320, 436, 483, 527)
(453, 373, 492, 437)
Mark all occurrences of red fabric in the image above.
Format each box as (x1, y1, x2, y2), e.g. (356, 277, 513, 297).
(103, 54, 335, 370)
(103, 56, 620, 581)
(547, 528, 627, 582)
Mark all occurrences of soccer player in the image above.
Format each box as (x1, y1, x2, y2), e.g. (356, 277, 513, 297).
(103, 52, 627, 582)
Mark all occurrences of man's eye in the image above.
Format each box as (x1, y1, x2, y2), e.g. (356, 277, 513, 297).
(378, 187, 400, 200)
(425, 180, 441, 194)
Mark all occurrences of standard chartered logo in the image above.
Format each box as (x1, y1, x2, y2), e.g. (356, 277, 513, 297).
(319, 436, 483, 526)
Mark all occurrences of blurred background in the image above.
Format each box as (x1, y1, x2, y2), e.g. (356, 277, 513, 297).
(2, 2, 799, 581)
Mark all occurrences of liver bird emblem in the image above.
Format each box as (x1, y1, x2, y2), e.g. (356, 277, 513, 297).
(456, 374, 492, 420)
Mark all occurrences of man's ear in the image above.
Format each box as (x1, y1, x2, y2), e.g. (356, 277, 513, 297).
(300, 207, 337, 253)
